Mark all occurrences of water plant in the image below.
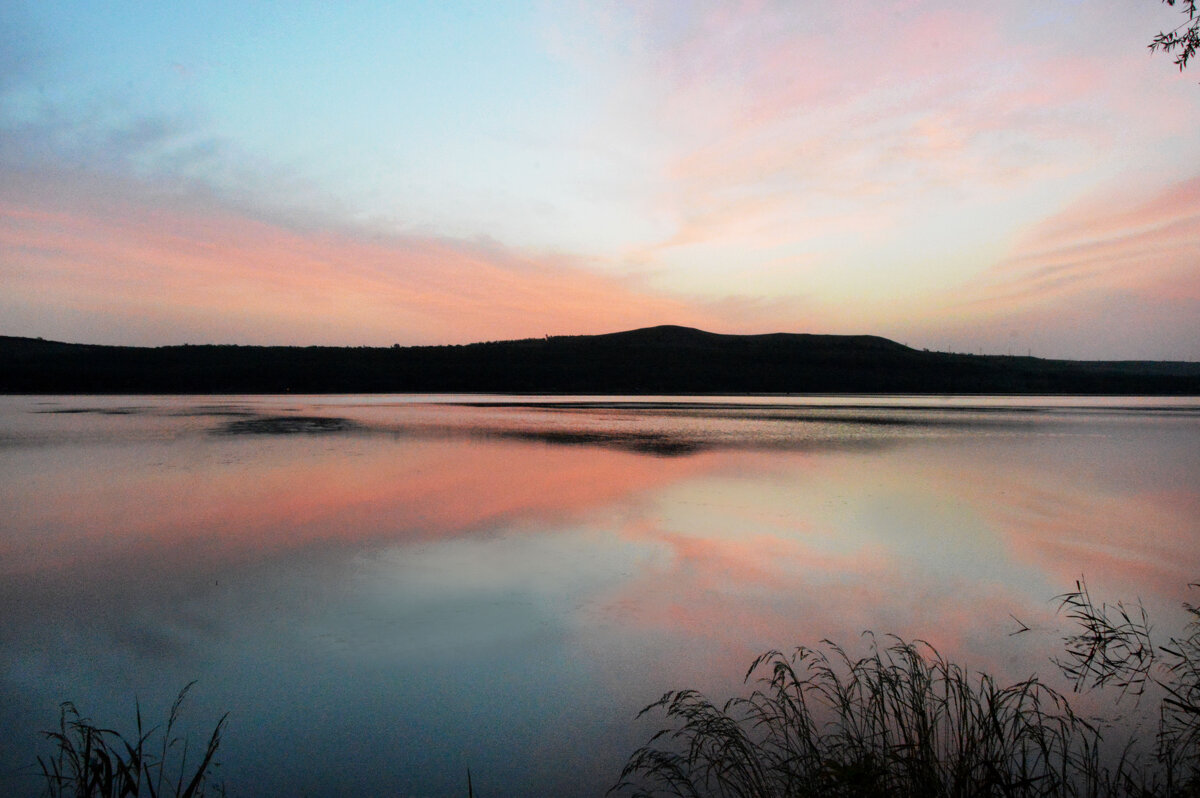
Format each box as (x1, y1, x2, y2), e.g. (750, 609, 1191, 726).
(1054, 579, 1200, 793)
(612, 581, 1200, 798)
(37, 682, 226, 798)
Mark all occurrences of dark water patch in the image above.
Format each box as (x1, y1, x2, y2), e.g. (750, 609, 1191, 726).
(169, 406, 258, 418)
(445, 400, 1046, 412)
(478, 426, 899, 456)
(442, 401, 1043, 431)
(367, 419, 907, 456)
(214, 416, 362, 435)
(36, 404, 262, 419)
(445, 398, 1200, 420)
(35, 406, 152, 415)
(626, 439, 702, 456)
(495, 428, 703, 457)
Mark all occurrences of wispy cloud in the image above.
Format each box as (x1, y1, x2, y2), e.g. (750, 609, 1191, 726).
(564, 0, 1200, 351)
(912, 174, 1200, 359)
(0, 167, 735, 345)
(608, 3, 1130, 250)
(981, 176, 1200, 306)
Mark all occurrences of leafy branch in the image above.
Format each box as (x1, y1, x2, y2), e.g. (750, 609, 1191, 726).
(1151, 0, 1200, 72)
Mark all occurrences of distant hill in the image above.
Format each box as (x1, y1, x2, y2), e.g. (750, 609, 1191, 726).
(2, 325, 1199, 394)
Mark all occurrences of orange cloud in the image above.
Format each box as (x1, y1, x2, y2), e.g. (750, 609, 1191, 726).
(0, 169, 729, 346)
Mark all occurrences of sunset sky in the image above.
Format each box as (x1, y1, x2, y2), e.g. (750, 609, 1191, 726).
(2, 1, 1198, 358)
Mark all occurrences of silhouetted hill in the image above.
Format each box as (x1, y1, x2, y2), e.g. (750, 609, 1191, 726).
(2, 326, 1199, 394)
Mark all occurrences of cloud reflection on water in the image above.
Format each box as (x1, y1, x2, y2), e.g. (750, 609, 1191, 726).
(0, 396, 1197, 796)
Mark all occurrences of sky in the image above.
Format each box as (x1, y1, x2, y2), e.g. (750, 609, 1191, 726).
(1, 1, 1198, 359)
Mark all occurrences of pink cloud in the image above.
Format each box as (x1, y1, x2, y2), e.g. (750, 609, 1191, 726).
(889, 172, 1200, 359)
(592, 1, 1194, 299)
(0, 168, 736, 345)
(935, 175, 1200, 353)
(983, 175, 1200, 302)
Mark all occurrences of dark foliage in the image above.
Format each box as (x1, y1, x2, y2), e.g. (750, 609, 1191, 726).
(1152, 0, 1199, 72)
(3, 327, 1199, 395)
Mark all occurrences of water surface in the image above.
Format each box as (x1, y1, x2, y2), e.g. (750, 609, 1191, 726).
(1, 395, 1198, 796)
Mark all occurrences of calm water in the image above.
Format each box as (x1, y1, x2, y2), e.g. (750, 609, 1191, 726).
(2, 394, 1198, 796)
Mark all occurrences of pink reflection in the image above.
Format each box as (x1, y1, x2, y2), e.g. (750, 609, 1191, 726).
(982, 482, 1198, 596)
(0, 436, 721, 577)
(590, 437, 1200, 691)
(4, 404, 1197, 702)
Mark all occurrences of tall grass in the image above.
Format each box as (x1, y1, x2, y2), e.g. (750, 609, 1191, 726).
(37, 682, 226, 798)
(613, 582, 1200, 798)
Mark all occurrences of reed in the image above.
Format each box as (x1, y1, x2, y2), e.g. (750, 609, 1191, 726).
(1054, 579, 1200, 794)
(37, 682, 226, 798)
(613, 581, 1200, 798)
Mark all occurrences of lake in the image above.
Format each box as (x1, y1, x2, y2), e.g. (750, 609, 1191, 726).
(1, 394, 1198, 796)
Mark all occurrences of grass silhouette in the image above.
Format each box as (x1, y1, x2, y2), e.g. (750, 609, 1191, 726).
(37, 682, 226, 798)
(612, 581, 1200, 798)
